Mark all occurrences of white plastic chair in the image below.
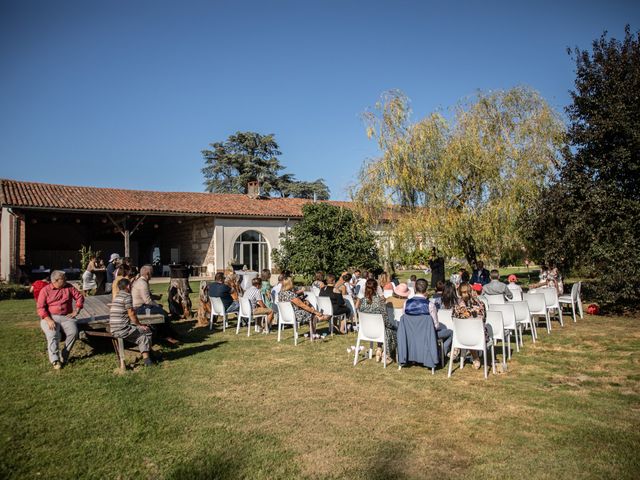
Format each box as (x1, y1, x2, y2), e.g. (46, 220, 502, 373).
(276, 301, 299, 345)
(237, 296, 268, 337)
(489, 303, 519, 355)
(559, 283, 579, 322)
(408, 287, 415, 299)
(485, 294, 506, 305)
(305, 291, 319, 310)
(353, 312, 387, 368)
(577, 281, 584, 319)
(383, 290, 393, 298)
(535, 287, 564, 327)
(311, 286, 321, 297)
(317, 296, 345, 336)
(343, 294, 358, 326)
(510, 300, 537, 344)
(485, 310, 508, 370)
(448, 317, 495, 379)
(393, 308, 404, 322)
(437, 309, 454, 333)
(209, 296, 230, 331)
(524, 292, 551, 334)
(508, 289, 523, 301)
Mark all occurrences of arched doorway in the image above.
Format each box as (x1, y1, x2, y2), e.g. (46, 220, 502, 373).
(232, 230, 269, 272)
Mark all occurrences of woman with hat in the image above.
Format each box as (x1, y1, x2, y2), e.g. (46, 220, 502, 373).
(386, 282, 410, 312)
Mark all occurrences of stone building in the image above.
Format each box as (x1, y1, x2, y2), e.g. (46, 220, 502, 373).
(0, 178, 351, 282)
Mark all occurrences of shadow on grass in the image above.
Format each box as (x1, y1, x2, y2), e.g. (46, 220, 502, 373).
(162, 341, 227, 361)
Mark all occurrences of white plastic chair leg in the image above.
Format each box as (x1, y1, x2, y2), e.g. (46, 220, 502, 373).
(578, 297, 584, 319)
(353, 338, 361, 366)
(483, 347, 488, 379)
(277, 321, 282, 342)
(571, 302, 576, 322)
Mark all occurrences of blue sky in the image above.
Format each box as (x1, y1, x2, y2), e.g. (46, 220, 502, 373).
(1, 0, 638, 200)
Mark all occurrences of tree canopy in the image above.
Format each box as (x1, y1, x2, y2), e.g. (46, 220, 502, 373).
(202, 131, 330, 200)
(522, 26, 640, 311)
(271, 203, 381, 278)
(351, 86, 565, 266)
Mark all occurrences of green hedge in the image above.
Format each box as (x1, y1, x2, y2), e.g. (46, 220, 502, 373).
(0, 284, 32, 301)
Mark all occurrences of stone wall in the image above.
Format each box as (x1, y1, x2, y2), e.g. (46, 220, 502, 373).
(158, 217, 215, 267)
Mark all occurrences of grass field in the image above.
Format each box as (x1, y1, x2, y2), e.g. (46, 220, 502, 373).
(1, 280, 639, 479)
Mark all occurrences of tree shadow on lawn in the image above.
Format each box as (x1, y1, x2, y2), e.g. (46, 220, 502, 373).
(161, 341, 227, 361)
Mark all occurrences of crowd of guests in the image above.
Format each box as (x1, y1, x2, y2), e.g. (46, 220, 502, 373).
(33, 255, 564, 371)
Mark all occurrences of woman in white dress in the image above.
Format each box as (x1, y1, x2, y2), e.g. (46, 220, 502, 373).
(82, 254, 98, 294)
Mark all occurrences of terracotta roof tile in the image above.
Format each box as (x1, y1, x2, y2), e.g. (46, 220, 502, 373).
(0, 178, 353, 218)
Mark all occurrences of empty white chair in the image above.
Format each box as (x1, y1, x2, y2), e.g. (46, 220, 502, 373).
(210, 296, 231, 331)
(485, 294, 506, 305)
(508, 289, 523, 301)
(276, 301, 299, 345)
(353, 312, 387, 368)
(437, 309, 454, 333)
(537, 287, 564, 327)
(311, 286, 321, 297)
(510, 300, 537, 344)
(489, 303, 519, 355)
(485, 310, 508, 370)
(577, 281, 584, 319)
(448, 317, 495, 379)
(524, 292, 551, 334)
(559, 283, 579, 322)
(237, 296, 268, 337)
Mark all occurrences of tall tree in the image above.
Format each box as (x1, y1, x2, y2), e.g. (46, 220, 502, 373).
(352, 87, 564, 266)
(202, 131, 330, 199)
(523, 26, 640, 311)
(271, 203, 381, 278)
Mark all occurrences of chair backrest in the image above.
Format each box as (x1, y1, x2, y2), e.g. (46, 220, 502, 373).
(316, 296, 334, 315)
(383, 290, 393, 298)
(452, 317, 486, 350)
(570, 282, 579, 301)
(343, 295, 357, 319)
(486, 294, 506, 305)
(509, 301, 531, 323)
(485, 310, 505, 342)
(306, 291, 318, 310)
(311, 286, 321, 297)
(210, 296, 226, 316)
(489, 304, 516, 329)
(577, 281, 582, 296)
(393, 308, 404, 322)
(276, 302, 296, 324)
(478, 296, 489, 312)
(438, 309, 454, 331)
(524, 292, 546, 314)
(408, 287, 415, 299)
(508, 289, 523, 301)
(357, 312, 385, 342)
(539, 287, 559, 307)
(238, 296, 252, 318)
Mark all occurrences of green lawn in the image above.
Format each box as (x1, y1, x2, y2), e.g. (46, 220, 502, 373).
(1, 283, 639, 479)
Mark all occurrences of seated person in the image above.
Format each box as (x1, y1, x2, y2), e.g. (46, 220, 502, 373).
(357, 279, 396, 362)
(386, 282, 410, 319)
(37, 270, 84, 369)
(482, 269, 513, 300)
(311, 271, 325, 289)
(404, 278, 453, 357)
(208, 272, 239, 313)
(110, 278, 154, 367)
(260, 269, 273, 308)
(453, 283, 487, 369)
(429, 281, 445, 310)
(244, 277, 274, 331)
(132, 264, 179, 345)
(507, 274, 523, 297)
(406, 275, 417, 290)
(319, 273, 351, 334)
(278, 277, 329, 340)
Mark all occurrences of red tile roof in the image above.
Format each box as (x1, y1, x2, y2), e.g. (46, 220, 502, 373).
(0, 179, 353, 218)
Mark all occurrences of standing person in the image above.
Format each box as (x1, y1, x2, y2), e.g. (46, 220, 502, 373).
(471, 261, 490, 286)
(82, 254, 98, 295)
(36, 270, 84, 369)
(105, 253, 121, 294)
(428, 248, 446, 288)
(319, 273, 351, 334)
(109, 278, 154, 367)
(131, 265, 179, 345)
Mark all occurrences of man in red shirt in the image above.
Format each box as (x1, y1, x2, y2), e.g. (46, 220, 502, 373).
(37, 270, 84, 369)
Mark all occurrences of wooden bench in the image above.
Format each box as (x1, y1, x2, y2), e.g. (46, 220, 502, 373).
(76, 295, 165, 370)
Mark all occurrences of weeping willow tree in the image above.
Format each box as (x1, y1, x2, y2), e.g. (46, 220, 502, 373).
(351, 87, 565, 266)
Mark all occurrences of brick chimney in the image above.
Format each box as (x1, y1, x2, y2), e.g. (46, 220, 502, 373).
(247, 181, 260, 199)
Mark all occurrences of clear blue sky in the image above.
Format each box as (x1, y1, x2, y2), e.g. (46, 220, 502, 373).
(1, 1, 638, 200)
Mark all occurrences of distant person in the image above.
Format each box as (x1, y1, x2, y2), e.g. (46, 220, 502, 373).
(37, 270, 84, 369)
(428, 248, 445, 288)
(319, 273, 350, 334)
(105, 253, 120, 293)
(278, 277, 329, 340)
(311, 271, 325, 290)
(208, 272, 238, 313)
(471, 261, 490, 286)
(82, 254, 98, 295)
(507, 274, 523, 298)
(482, 270, 513, 300)
(109, 278, 154, 367)
(406, 275, 417, 290)
(244, 277, 274, 332)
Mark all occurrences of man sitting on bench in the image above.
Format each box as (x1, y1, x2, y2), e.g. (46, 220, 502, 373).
(110, 278, 154, 367)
